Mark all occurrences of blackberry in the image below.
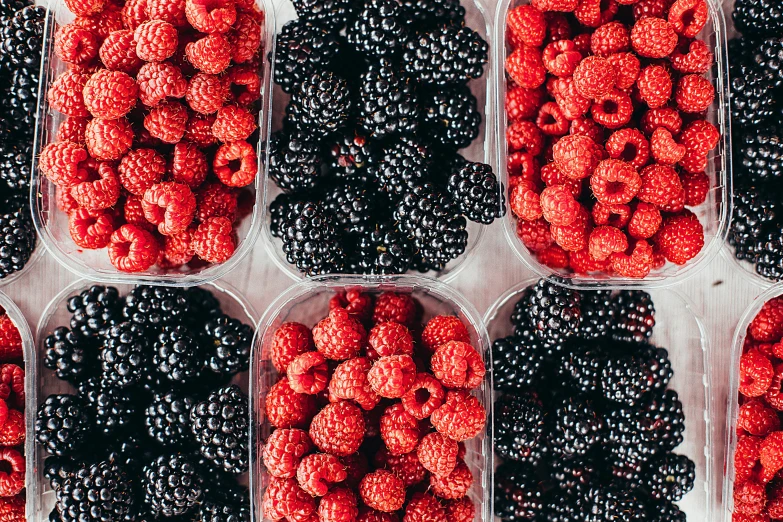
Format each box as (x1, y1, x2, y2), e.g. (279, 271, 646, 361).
(447, 161, 504, 224)
(493, 462, 544, 521)
(198, 500, 250, 522)
(56, 461, 135, 522)
(153, 325, 202, 384)
(730, 62, 776, 129)
(44, 456, 78, 491)
(525, 278, 582, 346)
(754, 37, 783, 82)
(291, 0, 352, 32)
(143, 454, 203, 516)
(638, 344, 674, 393)
(66, 285, 122, 338)
(346, 0, 408, 57)
(550, 397, 603, 459)
(269, 192, 307, 239)
(640, 390, 686, 452)
(737, 127, 783, 183)
(0, 5, 44, 68)
(358, 58, 419, 138)
(3, 64, 38, 142)
(122, 285, 191, 332)
(35, 394, 89, 457)
(400, 0, 465, 27)
(0, 206, 35, 280)
(190, 385, 249, 474)
(545, 491, 592, 522)
(733, 0, 783, 37)
(0, 142, 31, 191)
(402, 25, 488, 86)
(509, 289, 533, 330)
(372, 137, 432, 197)
(285, 70, 352, 136)
(43, 326, 92, 383)
(560, 340, 604, 394)
(282, 200, 346, 275)
(600, 346, 659, 406)
(145, 391, 196, 446)
(649, 501, 686, 522)
(642, 452, 695, 502)
(101, 321, 147, 389)
(323, 181, 375, 235)
(491, 335, 543, 391)
(591, 487, 648, 521)
(0, 0, 31, 20)
(348, 220, 413, 274)
(324, 128, 375, 179)
(611, 290, 655, 343)
(268, 130, 324, 193)
(272, 19, 339, 94)
(756, 223, 783, 281)
(184, 287, 222, 324)
(493, 392, 545, 463)
(77, 377, 137, 435)
(578, 290, 615, 339)
(729, 187, 777, 261)
(202, 314, 253, 377)
(550, 459, 596, 495)
(102, 430, 156, 473)
(421, 85, 481, 150)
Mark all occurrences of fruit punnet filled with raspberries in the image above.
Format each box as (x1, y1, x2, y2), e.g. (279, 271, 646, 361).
(503, 0, 721, 279)
(492, 279, 696, 520)
(34, 284, 255, 522)
(267, 0, 504, 277)
(261, 289, 488, 521)
(38, 0, 266, 273)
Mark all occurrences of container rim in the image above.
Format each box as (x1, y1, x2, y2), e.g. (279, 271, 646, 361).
(721, 243, 777, 290)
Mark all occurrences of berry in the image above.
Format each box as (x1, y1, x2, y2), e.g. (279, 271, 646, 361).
(313, 307, 366, 361)
(56, 461, 134, 522)
(421, 85, 480, 150)
(573, 56, 616, 99)
(144, 391, 194, 446)
(281, 201, 346, 276)
(739, 399, 781, 436)
(325, 129, 376, 179)
(552, 134, 604, 180)
(266, 377, 318, 429)
(675, 74, 715, 113)
(525, 278, 582, 345)
(43, 327, 91, 382)
(144, 101, 189, 144)
(402, 25, 488, 86)
(631, 17, 678, 58)
(309, 401, 365, 456)
(319, 487, 359, 522)
(118, 148, 166, 196)
(142, 454, 202, 516)
(77, 377, 136, 435)
(494, 462, 544, 521)
(643, 452, 695, 501)
(0, 448, 23, 497)
(368, 321, 414, 359)
(262, 477, 316, 521)
(286, 70, 352, 136)
(47, 70, 90, 118)
(637, 64, 673, 109)
(368, 355, 416, 398)
(401, 373, 445, 419)
(192, 217, 237, 263)
(741, 350, 775, 397)
(82, 69, 138, 119)
(35, 394, 88, 456)
(185, 34, 232, 74)
(297, 453, 347, 496)
(272, 19, 339, 94)
(287, 351, 328, 395)
(202, 313, 252, 376)
(270, 322, 314, 373)
(0, 209, 35, 282)
(422, 316, 470, 353)
(447, 162, 504, 225)
(380, 402, 420, 455)
(404, 493, 447, 522)
(431, 390, 486, 442)
(359, 470, 405, 512)
(190, 385, 249, 474)
(431, 341, 485, 389)
(417, 432, 458, 477)
(262, 428, 312, 479)
(507, 4, 546, 47)
(654, 210, 705, 265)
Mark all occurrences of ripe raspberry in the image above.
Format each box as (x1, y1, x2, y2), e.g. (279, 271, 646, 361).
(569, 117, 604, 143)
(368, 355, 417, 398)
(421, 316, 470, 353)
(141, 182, 196, 236)
(124, 198, 152, 229)
(98, 29, 141, 73)
(146, 0, 187, 26)
(134, 20, 178, 62)
(431, 341, 485, 390)
(444, 497, 474, 522)
(56, 116, 89, 145)
(75, 5, 124, 36)
(680, 119, 719, 157)
(374, 447, 427, 487)
(270, 322, 314, 373)
(675, 74, 714, 113)
(517, 218, 553, 252)
(653, 209, 704, 265)
(431, 390, 485, 442)
(632, 0, 670, 18)
(572, 32, 592, 54)
(69, 207, 115, 249)
(651, 128, 686, 165)
(627, 202, 662, 239)
(184, 113, 218, 147)
(574, 0, 618, 27)
(83, 69, 137, 119)
(39, 142, 89, 188)
(213, 141, 258, 187)
(136, 62, 188, 107)
(741, 350, 775, 398)
(262, 428, 312, 479)
(605, 52, 640, 90)
(552, 77, 591, 120)
(536, 102, 569, 136)
(159, 228, 194, 267)
(373, 292, 418, 327)
(591, 89, 634, 129)
(637, 164, 683, 208)
(590, 159, 641, 205)
(107, 223, 159, 271)
(403, 492, 447, 522)
(145, 102, 189, 147)
(641, 107, 683, 135)
(287, 352, 328, 395)
(54, 24, 98, 66)
(569, 247, 609, 273)
(359, 470, 405, 512)
(507, 120, 545, 156)
(671, 39, 713, 74)
(84, 118, 133, 161)
(65, 0, 106, 16)
(310, 401, 365, 456)
(540, 185, 581, 227)
(47, 70, 90, 117)
(367, 322, 414, 360)
(592, 201, 630, 228)
(398, 370, 447, 420)
(507, 4, 546, 47)
(191, 216, 236, 263)
(734, 480, 766, 514)
(227, 65, 261, 105)
(588, 225, 628, 261)
(70, 161, 121, 210)
(262, 477, 316, 522)
(186, 73, 228, 114)
(166, 142, 209, 190)
(679, 171, 709, 207)
(430, 460, 472, 500)
(610, 239, 654, 278)
(542, 40, 581, 77)
(631, 17, 678, 58)
(186, 34, 232, 74)
(765, 364, 783, 410)
(750, 298, 783, 343)
(739, 399, 782, 437)
(380, 403, 420, 455)
(358, 508, 399, 522)
(667, 0, 707, 36)
(319, 487, 359, 522)
(228, 11, 263, 63)
(330, 290, 374, 324)
(551, 206, 590, 251)
(735, 435, 762, 484)
(541, 163, 583, 199)
(590, 21, 629, 56)
(506, 45, 546, 90)
(196, 182, 237, 222)
(761, 432, 783, 477)
(212, 105, 257, 143)
(637, 64, 672, 109)
(538, 244, 571, 268)
(313, 307, 367, 361)
(266, 377, 318, 429)
(552, 134, 604, 180)
(185, 0, 236, 33)
(0, 318, 21, 361)
(573, 56, 616, 99)
(297, 453, 347, 496)
(605, 128, 649, 170)
(770, 482, 783, 518)
(330, 357, 379, 411)
(0, 495, 23, 522)
(417, 432, 458, 477)
(0, 448, 23, 497)
(510, 182, 543, 221)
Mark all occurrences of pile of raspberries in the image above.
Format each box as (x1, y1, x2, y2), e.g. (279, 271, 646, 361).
(38, 0, 265, 273)
(734, 296, 783, 519)
(505, 0, 720, 278)
(262, 289, 487, 522)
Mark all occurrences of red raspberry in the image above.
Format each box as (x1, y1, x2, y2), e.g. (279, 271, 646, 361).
(83, 69, 137, 119)
(313, 307, 366, 361)
(417, 431, 458, 477)
(56, 116, 89, 145)
(403, 492, 447, 522)
(553, 77, 592, 120)
(431, 341, 485, 390)
(590, 21, 630, 56)
(570, 247, 610, 273)
(358, 508, 399, 522)
(136, 62, 188, 107)
(650, 127, 686, 165)
(653, 209, 704, 265)
(667, 0, 707, 36)
(765, 364, 783, 410)
(186, 73, 228, 114)
(637, 164, 683, 207)
(0, 448, 23, 497)
(552, 206, 590, 251)
(399, 374, 443, 422)
(631, 17, 678, 57)
(633, 0, 670, 18)
(70, 161, 121, 210)
(182, 114, 217, 148)
(227, 65, 262, 105)
(637, 64, 672, 109)
(569, 117, 604, 143)
(47, 70, 90, 117)
(228, 11, 263, 63)
(160, 228, 194, 267)
(431, 390, 485, 442)
(359, 470, 406, 512)
(750, 298, 783, 343)
(54, 24, 98, 66)
(592, 201, 630, 228)
(287, 352, 328, 395)
(679, 119, 720, 157)
(741, 350, 774, 398)
(191, 216, 236, 263)
(368, 321, 414, 360)
(330, 357, 379, 411)
(167, 143, 208, 190)
(65, 0, 106, 16)
(540, 185, 581, 226)
(734, 480, 766, 514)
(122, 0, 150, 30)
(270, 322, 314, 373)
(641, 107, 683, 135)
(186, 34, 232, 74)
(421, 316, 470, 353)
(213, 141, 258, 187)
(573, 56, 617, 100)
(319, 487, 359, 522)
(185, 0, 236, 33)
(517, 218, 554, 252)
(507, 4, 546, 47)
(374, 447, 427, 487)
(678, 170, 709, 207)
(552, 134, 604, 180)
(341, 453, 369, 488)
(196, 182, 237, 222)
(761, 432, 783, 476)
(506, 46, 546, 90)
(310, 401, 365, 456)
(380, 402, 420, 455)
(610, 239, 654, 278)
(739, 399, 781, 437)
(627, 202, 662, 239)
(574, 0, 618, 27)
(542, 40, 581, 77)
(266, 377, 318, 429)
(770, 482, 783, 518)
(430, 460, 472, 500)
(591, 89, 634, 129)
(588, 225, 628, 261)
(572, 32, 592, 54)
(212, 105, 257, 143)
(134, 20, 178, 62)
(69, 208, 114, 249)
(85, 118, 133, 161)
(541, 163, 583, 198)
(671, 39, 713, 74)
(590, 159, 641, 205)
(262, 477, 316, 522)
(536, 102, 569, 136)
(107, 224, 159, 271)
(262, 428, 312, 479)
(146, 0, 187, 26)
(537, 244, 571, 268)
(368, 354, 416, 398)
(0, 409, 23, 447)
(0, 495, 23, 522)
(606, 52, 640, 89)
(297, 453, 347, 496)
(735, 435, 763, 484)
(510, 182, 543, 221)
(39, 142, 89, 188)
(444, 498, 474, 522)
(144, 101, 188, 144)
(98, 30, 141, 73)
(75, 5, 124, 36)
(141, 182, 196, 236)
(605, 128, 649, 170)
(331, 289, 374, 324)
(507, 120, 544, 156)
(373, 292, 418, 326)
(675, 74, 714, 113)
(0, 319, 21, 361)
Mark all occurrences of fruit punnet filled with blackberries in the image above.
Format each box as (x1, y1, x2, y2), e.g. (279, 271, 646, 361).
(35, 284, 254, 522)
(492, 279, 696, 521)
(503, 0, 721, 279)
(268, 0, 504, 276)
(37, 0, 267, 273)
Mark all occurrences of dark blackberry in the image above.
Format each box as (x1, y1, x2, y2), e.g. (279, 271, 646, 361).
(0, 142, 31, 191)
(35, 394, 89, 457)
(358, 58, 419, 138)
(545, 491, 592, 522)
(285, 70, 352, 136)
(0, 0, 31, 20)
(348, 220, 413, 274)
(525, 278, 582, 346)
(394, 183, 468, 271)
(202, 314, 253, 377)
(77, 377, 137, 435)
(101, 321, 147, 389)
(611, 290, 655, 343)
(291, 0, 353, 31)
(577, 290, 615, 339)
(0, 5, 45, 68)
(153, 325, 202, 384)
(190, 385, 249, 474)
(728, 187, 777, 262)
(550, 396, 603, 459)
(272, 19, 339, 94)
(491, 335, 543, 391)
(756, 223, 783, 281)
(640, 390, 686, 452)
(122, 285, 191, 332)
(421, 85, 481, 150)
(400, 0, 465, 27)
(269, 191, 308, 239)
(66, 285, 122, 338)
(402, 25, 488, 86)
(0, 206, 35, 280)
(600, 346, 658, 406)
(372, 137, 432, 197)
(268, 130, 324, 193)
(44, 456, 77, 491)
(550, 459, 597, 495)
(638, 344, 674, 393)
(324, 128, 375, 179)
(194, 455, 247, 505)
(730, 62, 777, 129)
(323, 181, 375, 235)
(493, 461, 544, 521)
(142, 454, 203, 516)
(560, 340, 605, 394)
(509, 288, 533, 330)
(99, 430, 157, 474)
(43, 327, 93, 383)
(198, 500, 250, 522)
(649, 500, 686, 522)
(734, 0, 783, 37)
(56, 461, 135, 522)
(590, 486, 648, 521)
(281, 200, 346, 275)
(346, 0, 408, 57)
(145, 391, 196, 446)
(184, 287, 222, 324)
(754, 37, 783, 82)
(642, 452, 695, 502)
(737, 127, 783, 183)
(3, 64, 38, 142)
(493, 392, 545, 464)
(447, 161, 504, 224)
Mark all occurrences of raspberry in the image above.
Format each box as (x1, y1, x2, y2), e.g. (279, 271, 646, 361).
(119, 195, 150, 228)
(517, 218, 554, 252)
(55, 24, 98, 66)
(184, 113, 218, 147)
(145, 102, 188, 145)
(310, 401, 365, 456)
(266, 377, 318, 429)
(631, 17, 678, 58)
(641, 107, 683, 135)
(0, 495, 23, 522)
(675, 74, 714, 113)
(751, 298, 783, 343)
(569, 117, 604, 143)
(227, 65, 261, 105)
(0, 319, 21, 361)
(374, 447, 427, 487)
(186, 73, 228, 114)
(70, 161, 121, 210)
(359, 470, 406, 512)
(319, 487, 359, 522)
(368, 355, 416, 398)
(570, 247, 609, 273)
(552, 134, 604, 180)
(542, 40, 581, 77)
(56, 116, 89, 145)
(734, 480, 766, 514)
(637, 64, 672, 109)
(39, 142, 89, 188)
(541, 163, 583, 198)
(403, 492, 447, 522)
(739, 399, 781, 437)
(766, 364, 783, 410)
(0, 448, 23, 497)
(417, 432, 458, 477)
(358, 508, 398, 522)
(430, 460, 472, 500)
(75, 5, 124, 36)
(380, 403, 420, 455)
(610, 239, 654, 278)
(574, 0, 618, 27)
(0, 409, 23, 447)
(166, 143, 208, 190)
(671, 39, 713, 74)
(342, 453, 369, 488)
(160, 228, 194, 267)
(538, 244, 571, 268)
(367, 322, 414, 360)
(373, 293, 418, 326)
(47, 70, 90, 117)
(262, 428, 312, 478)
(431, 341, 485, 390)
(680, 119, 719, 157)
(65, 0, 106, 16)
(141, 182, 196, 236)
(134, 20, 178, 62)
(507, 120, 545, 156)
(83, 69, 138, 119)
(313, 307, 367, 361)
(397, 374, 443, 421)
(770, 482, 783, 518)
(84, 118, 134, 161)
(212, 105, 257, 143)
(69, 208, 114, 249)
(107, 224, 159, 271)
(330, 357, 380, 411)
(540, 185, 581, 226)
(122, 0, 150, 29)
(287, 352, 328, 395)
(591, 89, 633, 129)
(146, 0, 187, 26)
(136, 62, 188, 107)
(271, 322, 314, 373)
(606, 52, 640, 90)
(553, 77, 592, 120)
(590, 21, 630, 56)
(431, 390, 485, 442)
(228, 11, 262, 63)
(536, 102, 569, 136)
(590, 159, 642, 205)
(510, 182, 543, 221)
(637, 164, 683, 208)
(506, 45, 547, 90)
(653, 209, 704, 265)
(761, 432, 783, 476)
(297, 453, 347, 496)
(633, 0, 670, 18)
(196, 182, 237, 222)
(507, 4, 546, 47)
(592, 201, 630, 228)
(605, 128, 649, 170)
(444, 498, 474, 522)
(262, 477, 316, 522)
(98, 30, 141, 73)
(185, 0, 236, 33)
(186, 34, 232, 74)
(573, 56, 616, 99)
(213, 141, 258, 187)
(735, 435, 762, 484)
(650, 128, 686, 165)
(551, 206, 590, 251)
(588, 225, 628, 261)
(331, 290, 374, 324)
(421, 316, 470, 353)
(667, 0, 707, 36)
(573, 32, 592, 54)
(191, 216, 236, 263)
(627, 202, 662, 239)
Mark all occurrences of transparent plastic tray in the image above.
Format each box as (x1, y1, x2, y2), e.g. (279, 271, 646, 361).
(249, 275, 493, 522)
(30, 0, 276, 287)
(483, 279, 714, 521)
(493, 0, 733, 289)
(0, 242, 44, 289)
(25, 279, 259, 521)
(260, 0, 495, 284)
(722, 244, 777, 290)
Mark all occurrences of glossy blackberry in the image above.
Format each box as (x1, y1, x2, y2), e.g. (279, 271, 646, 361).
(358, 58, 419, 138)
(611, 290, 655, 343)
(591, 487, 648, 521)
(56, 461, 135, 522)
(35, 394, 89, 457)
(373, 137, 432, 197)
(421, 85, 481, 150)
(605, 406, 661, 467)
(639, 344, 674, 393)
(737, 127, 783, 183)
(272, 19, 339, 94)
(184, 287, 222, 323)
(0, 142, 31, 191)
(78, 376, 137, 435)
(145, 391, 195, 446)
(281, 200, 346, 275)
(600, 347, 658, 406)
(323, 181, 375, 235)
(268, 130, 323, 193)
(509, 288, 533, 329)
(550, 396, 603, 459)
(0, 5, 44, 68)
(754, 37, 783, 82)
(649, 500, 686, 522)
(550, 459, 596, 496)
(190, 385, 249, 474)
(577, 290, 615, 339)
(122, 285, 191, 332)
(153, 325, 202, 384)
(642, 452, 695, 502)
(0, 0, 31, 20)
(560, 341, 604, 394)
(198, 499, 250, 522)
(291, 0, 352, 31)
(285, 70, 352, 136)
(400, 0, 465, 27)
(756, 223, 783, 281)
(348, 220, 413, 274)
(194, 455, 247, 505)
(491, 335, 543, 391)
(143, 454, 203, 516)
(202, 314, 253, 377)
(346, 0, 408, 57)
(731, 63, 776, 129)
(0, 206, 35, 280)
(447, 161, 504, 224)
(67, 285, 121, 338)
(545, 491, 592, 522)
(402, 25, 488, 86)
(101, 321, 146, 389)
(729, 187, 777, 262)
(269, 192, 308, 239)
(494, 462, 544, 521)
(734, 0, 783, 37)
(3, 64, 38, 142)
(394, 183, 468, 271)
(525, 278, 582, 346)
(43, 327, 92, 383)
(44, 456, 77, 491)
(494, 392, 545, 464)
(324, 128, 375, 179)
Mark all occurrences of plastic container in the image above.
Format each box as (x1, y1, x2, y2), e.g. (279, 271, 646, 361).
(483, 279, 714, 521)
(25, 279, 259, 521)
(722, 244, 778, 289)
(249, 275, 493, 522)
(260, 0, 495, 283)
(0, 241, 44, 288)
(30, 1, 276, 287)
(493, 0, 733, 289)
